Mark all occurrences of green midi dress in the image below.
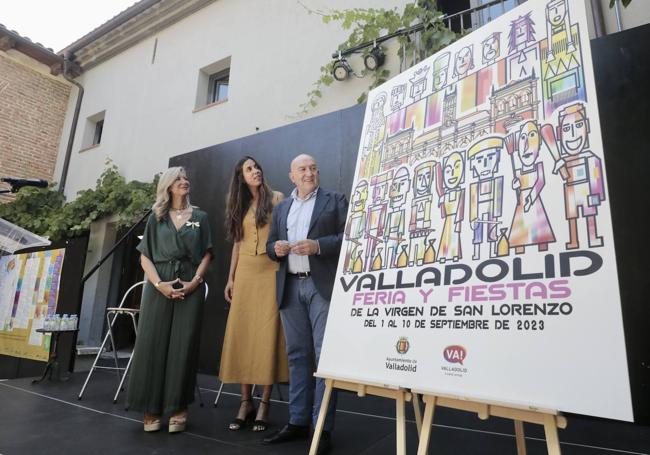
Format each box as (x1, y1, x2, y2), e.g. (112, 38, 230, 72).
(126, 208, 212, 415)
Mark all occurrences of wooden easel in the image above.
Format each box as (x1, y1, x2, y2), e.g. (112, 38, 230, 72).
(413, 391, 567, 455)
(309, 375, 420, 455)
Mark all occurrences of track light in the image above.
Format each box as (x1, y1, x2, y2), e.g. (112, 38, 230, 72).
(332, 52, 352, 81)
(364, 45, 385, 71)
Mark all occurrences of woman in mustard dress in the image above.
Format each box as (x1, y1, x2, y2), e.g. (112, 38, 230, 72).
(126, 167, 212, 433)
(220, 156, 288, 432)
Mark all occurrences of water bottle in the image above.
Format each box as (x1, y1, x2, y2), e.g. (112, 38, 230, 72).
(53, 314, 62, 330)
(70, 314, 78, 330)
(61, 314, 70, 330)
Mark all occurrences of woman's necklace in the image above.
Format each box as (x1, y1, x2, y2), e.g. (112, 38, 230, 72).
(171, 205, 187, 220)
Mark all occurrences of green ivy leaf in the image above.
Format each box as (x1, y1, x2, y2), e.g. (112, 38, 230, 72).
(0, 164, 156, 241)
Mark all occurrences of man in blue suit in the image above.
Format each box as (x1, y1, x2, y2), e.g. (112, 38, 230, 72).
(264, 154, 348, 454)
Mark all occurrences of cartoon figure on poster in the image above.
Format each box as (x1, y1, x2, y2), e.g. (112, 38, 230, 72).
(432, 52, 451, 92)
(408, 160, 437, 266)
(391, 85, 407, 111)
(507, 12, 539, 81)
(453, 45, 475, 80)
(506, 120, 556, 253)
(436, 151, 465, 263)
(545, 0, 575, 61)
(365, 170, 392, 271)
(481, 32, 501, 66)
(540, 0, 585, 118)
(360, 92, 387, 178)
(409, 66, 429, 101)
(344, 180, 368, 273)
(546, 102, 604, 249)
(468, 137, 504, 260)
(384, 167, 410, 268)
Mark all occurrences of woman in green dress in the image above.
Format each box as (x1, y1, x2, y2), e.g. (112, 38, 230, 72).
(126, 166, 212, 433)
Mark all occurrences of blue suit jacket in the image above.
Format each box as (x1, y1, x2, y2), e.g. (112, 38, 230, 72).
(266, 188, 348, 306)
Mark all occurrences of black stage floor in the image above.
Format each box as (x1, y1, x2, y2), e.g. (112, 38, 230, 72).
(1, 371, 649, 454)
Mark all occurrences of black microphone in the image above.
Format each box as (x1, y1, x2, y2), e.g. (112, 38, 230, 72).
(1, 177, 49, 192)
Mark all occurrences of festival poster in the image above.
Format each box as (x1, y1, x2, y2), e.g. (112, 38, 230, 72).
(0, 249, 65, 361)
(318, 0, 633, 421)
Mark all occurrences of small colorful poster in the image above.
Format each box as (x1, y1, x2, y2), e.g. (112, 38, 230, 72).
(0, 249, 65, 361)
(318, 0, 633, 421)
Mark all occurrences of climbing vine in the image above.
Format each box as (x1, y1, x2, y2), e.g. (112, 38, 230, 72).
(0, 162, 158, 241)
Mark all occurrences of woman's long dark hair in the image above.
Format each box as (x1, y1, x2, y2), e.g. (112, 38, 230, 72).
(225, 156, 274, 242)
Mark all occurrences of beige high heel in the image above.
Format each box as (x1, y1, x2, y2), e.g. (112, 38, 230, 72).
(144, 413, 161, 432)
(168, 410, 187, 433)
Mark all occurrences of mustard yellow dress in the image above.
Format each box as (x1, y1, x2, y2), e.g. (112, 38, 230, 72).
(219, 195, 289, 384)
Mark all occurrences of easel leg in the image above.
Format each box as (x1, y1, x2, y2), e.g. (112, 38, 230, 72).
(396, 391, 406, 455)
(514, 420, 527, 455)
(309, 378, 333, 455)
(416, 395, 436, 455)
(543, 414, 562, 455)
(412, 393, 422, 436)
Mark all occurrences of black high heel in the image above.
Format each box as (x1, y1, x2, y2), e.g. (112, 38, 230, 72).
(252, 400, 270, 432)
(229, 398, 256, 431)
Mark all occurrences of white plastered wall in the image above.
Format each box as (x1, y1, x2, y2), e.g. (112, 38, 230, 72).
(600, 0, 650, 34)
(54, 0, 412, 198)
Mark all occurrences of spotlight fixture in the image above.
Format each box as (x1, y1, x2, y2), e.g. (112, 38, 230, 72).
(332, 52, 352, 81)
(364, 45, 385, 71)
(0, 177, 49, 194)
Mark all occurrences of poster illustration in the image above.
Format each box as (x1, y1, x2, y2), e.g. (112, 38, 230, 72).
(0, 249, 65, 361)
(318, 0, 633, 421)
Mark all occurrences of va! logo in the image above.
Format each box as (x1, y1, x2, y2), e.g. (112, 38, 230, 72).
(443, 345, 466, 365)
(396, 337, 410, 355)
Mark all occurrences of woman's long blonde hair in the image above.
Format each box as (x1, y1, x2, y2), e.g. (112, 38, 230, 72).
(153, 167, 191, 220)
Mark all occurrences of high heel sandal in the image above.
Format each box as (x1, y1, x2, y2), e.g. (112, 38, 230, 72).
(169, 410, 187, 433)
(229, 398, 256, 431)
(252, 400, 270, 432)
(144, 412, 161, 432)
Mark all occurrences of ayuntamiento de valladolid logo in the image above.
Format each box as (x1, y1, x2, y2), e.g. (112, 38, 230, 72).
(385, 337, 417, 372)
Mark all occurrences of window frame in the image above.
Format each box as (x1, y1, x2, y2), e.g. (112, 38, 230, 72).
(93, 119, 104, 145)
(207, 69, 230, 104)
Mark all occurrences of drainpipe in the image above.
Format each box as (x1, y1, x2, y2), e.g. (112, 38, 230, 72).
(613, 0, 624, 32)
(58, 52, 84, 195)
(590, 0, 606, 38)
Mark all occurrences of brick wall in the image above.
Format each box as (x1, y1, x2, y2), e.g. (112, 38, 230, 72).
(0, 52, 71, 201)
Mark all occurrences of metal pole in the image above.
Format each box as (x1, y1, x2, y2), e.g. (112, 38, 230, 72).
(59, 55, 85, 195)
(614, 0, 623, 32)
(590, 0, 606, 38)
(81, 209, 151, 283)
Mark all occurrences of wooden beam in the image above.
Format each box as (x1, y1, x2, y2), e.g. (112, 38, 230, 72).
(50, 62, 63, 76)
(0, 36, 16, 51)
